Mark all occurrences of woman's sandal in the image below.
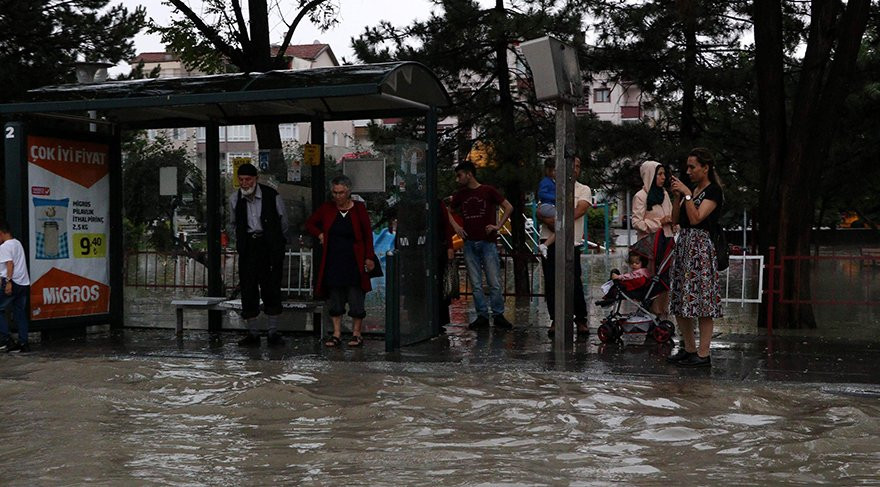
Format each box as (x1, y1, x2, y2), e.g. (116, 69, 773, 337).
(348, 335, 364, 347)
(324, 335, 341, 348)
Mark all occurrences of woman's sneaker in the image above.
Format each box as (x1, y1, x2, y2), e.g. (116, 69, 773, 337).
(7, 342, 30, 353)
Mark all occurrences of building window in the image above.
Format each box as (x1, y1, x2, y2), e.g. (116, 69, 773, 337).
(594, 88, 611, 103)
(174, 128, 187, 141)
(324, 130, 328, 144)
(227, 125, 252, 141)
(196, 127, 206, 141)
(332, 131, 339, 146)
(279, 123, 298, 140)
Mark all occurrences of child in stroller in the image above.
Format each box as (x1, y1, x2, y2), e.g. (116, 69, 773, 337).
(596, 230, 676, 343)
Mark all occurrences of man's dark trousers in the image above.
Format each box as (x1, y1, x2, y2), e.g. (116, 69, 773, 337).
(541, 242, 588, 324)
(238, 234, 284, 320)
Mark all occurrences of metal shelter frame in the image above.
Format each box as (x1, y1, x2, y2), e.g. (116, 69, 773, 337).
(2, 62, 450, 338)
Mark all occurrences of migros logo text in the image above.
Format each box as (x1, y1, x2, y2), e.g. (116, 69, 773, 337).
(42, 285, 102, 304)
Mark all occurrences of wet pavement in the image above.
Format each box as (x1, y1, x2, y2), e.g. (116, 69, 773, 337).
(27, 319, 880, 391)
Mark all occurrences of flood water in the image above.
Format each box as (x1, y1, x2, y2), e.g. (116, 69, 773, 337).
(2, 355, 878, 485)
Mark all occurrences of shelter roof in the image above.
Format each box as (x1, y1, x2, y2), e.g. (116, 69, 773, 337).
(0, 62, 450, 129)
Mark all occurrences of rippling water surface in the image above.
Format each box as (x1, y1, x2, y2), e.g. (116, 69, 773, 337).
(2, 356, 878, 485)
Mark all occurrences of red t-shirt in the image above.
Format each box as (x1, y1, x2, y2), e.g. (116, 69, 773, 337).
(451, 184, 506, 242)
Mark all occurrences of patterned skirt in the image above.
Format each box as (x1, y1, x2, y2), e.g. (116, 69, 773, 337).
(670, 228, 723, 318)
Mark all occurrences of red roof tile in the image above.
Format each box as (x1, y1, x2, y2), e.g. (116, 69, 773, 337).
(131, 52, 179, 64)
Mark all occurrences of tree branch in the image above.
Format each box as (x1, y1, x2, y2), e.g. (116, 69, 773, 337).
(230, 0, 251, 47)
(276, 0, 329, 63)
(165, 0, 241, 62)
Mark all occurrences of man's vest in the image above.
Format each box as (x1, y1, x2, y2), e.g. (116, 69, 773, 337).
(235, 184, 285, 257)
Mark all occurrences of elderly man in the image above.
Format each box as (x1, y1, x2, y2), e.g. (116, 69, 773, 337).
(229, 163, 289, 346)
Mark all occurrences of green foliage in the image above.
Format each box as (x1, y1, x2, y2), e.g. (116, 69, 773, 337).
(121, 134, 204, 249)
(353, 0, 588, 178)
(0, 0, 146, 103)
(149, 0, 340, 72)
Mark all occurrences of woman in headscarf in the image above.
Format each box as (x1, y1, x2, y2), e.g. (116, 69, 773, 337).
(631, 160, 673, 318)
(632, 160, 673, 241)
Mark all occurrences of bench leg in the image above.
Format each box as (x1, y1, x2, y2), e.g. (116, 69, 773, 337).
(176, 308, 184, 336)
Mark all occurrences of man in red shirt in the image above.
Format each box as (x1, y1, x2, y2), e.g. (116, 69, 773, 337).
(448, 161, 514, 329)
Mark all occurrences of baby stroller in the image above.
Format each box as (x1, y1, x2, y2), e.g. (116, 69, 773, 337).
(596, 229, 676, 343)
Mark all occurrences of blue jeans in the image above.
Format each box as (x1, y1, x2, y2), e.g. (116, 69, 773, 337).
(0, 281, 29, 345)
(463, 240, 504, 318)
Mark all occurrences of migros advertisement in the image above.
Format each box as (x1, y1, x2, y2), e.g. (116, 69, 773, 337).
(27, 135, 110, 320)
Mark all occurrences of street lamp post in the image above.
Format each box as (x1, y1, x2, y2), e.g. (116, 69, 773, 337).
(521, 36, 584, 353)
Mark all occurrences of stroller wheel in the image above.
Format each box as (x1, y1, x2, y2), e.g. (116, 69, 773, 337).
(652, 320, 675, 343)
(598, 323, 615, 343)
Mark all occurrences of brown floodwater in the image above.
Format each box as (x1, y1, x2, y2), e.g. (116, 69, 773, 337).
(1, 355, 878, 485)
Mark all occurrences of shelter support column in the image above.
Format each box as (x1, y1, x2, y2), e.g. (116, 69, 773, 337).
(310, 118, 325, 211)
(109, 129, 124, 328)
(205, 122, 223, 332)
(426, 109, 439, 337)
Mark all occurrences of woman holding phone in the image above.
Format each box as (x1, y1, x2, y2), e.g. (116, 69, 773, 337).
(668, 148, 724, 367)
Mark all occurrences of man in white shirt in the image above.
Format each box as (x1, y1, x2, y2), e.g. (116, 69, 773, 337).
(0, 221, 31, 353)
(540, 157, 592, 340)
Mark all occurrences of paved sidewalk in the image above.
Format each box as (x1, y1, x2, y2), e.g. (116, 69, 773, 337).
(23, 321, 880, 389)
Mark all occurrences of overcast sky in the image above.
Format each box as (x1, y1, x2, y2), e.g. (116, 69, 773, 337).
(113, 0, 494, 75)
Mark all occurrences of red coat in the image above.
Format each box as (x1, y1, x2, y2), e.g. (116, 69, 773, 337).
(306, 201, 375, 298)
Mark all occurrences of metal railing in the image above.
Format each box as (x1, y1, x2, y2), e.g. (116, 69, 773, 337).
(124, 248, 314, 297)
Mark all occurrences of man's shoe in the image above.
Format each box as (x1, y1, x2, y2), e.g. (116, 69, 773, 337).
(266, 333, 285, 347)
(0, 339, 10, 352)
(468, 316, 490, 329)
(7, 342, 29, 353)
(493, 315, 513, 329)
(677, 353, 711, 368)
(666, 348, 695, 364)
(576, 321, 589, 341)
(237, 334, 261, 347)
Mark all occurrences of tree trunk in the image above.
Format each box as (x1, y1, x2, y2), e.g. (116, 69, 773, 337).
(492, 0, 529, 296)
(755, 0, 870, 329)
(677, 0, 698, 148)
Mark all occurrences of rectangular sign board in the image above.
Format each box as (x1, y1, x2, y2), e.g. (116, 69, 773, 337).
(26, 135, 111, 320)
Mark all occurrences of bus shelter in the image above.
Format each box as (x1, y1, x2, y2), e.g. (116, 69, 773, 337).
(1, 62, 450, 349)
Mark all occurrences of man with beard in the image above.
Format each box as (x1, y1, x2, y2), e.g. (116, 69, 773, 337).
(229, 163, 288, 346)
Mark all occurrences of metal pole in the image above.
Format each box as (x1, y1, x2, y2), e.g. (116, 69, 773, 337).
(205, 122, 223, 332)
(553, 101, 575, 350)
(603, 203, 610, 255)
(625, 190, 632, 248)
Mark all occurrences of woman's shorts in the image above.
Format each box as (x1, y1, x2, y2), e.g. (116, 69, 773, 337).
(326, 285, 367, 319)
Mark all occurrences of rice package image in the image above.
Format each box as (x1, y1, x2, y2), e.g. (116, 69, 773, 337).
(34, 197, 70, 259)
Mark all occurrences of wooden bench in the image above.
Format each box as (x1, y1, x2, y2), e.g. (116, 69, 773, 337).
(171, 297, 325, 335)
(170, 297, 228, 336)
(862, 248, 880, 266)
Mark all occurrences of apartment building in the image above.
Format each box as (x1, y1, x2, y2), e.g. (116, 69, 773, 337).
(132, 43, 360, 175)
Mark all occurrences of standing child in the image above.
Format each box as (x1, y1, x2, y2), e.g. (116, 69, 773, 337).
(536, 159, 556, 258)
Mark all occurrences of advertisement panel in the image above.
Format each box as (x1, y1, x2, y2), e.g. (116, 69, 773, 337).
(26, 135, 110, 320)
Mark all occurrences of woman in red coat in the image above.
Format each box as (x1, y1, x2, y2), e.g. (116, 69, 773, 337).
(306, 175, 376, 347)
